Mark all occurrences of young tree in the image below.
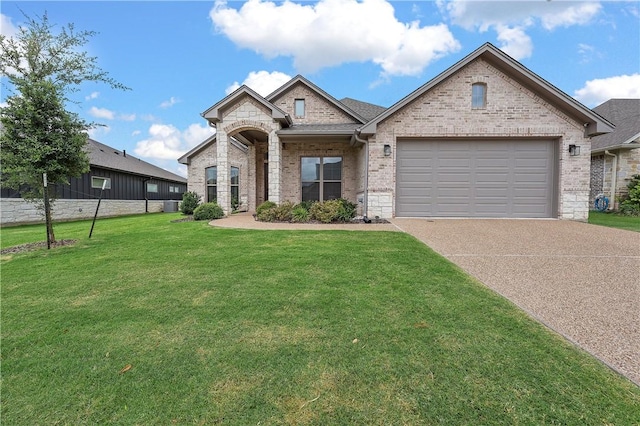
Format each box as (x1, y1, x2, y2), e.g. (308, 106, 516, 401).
(0, 12, 128, 243)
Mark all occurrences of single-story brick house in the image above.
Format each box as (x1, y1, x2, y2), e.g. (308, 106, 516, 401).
(589, 99, 640, 210)
(179, 43, 613, 221)
(1, 138, 187, 225)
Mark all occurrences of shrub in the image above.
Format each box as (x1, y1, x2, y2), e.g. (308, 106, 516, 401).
(193, 202, 224, 221)
(619, 174, 640, 216)
(291, 206, 310, 223)
(231, 196, 240, 212)
(310, 199, 342, 223)
(296, 200, 315, 212)
(180, 191, 201, 215)
(274, 201, 295, 222)
(256, 201, 277, 222)
(336, 198, 357, 222)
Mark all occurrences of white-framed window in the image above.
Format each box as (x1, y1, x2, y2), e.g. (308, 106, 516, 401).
(472, 83, 487, 109)
(294, 99, 305, 117)
(206, 166, 217, 202)
(301, 157, 342, 202)
(231, 166, 239, 206)
(91, 176, 111, 189)
(147, 183, 158, 193)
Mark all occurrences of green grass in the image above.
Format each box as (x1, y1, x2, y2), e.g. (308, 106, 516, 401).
(589, 211, 640, 232)
(2, 214, 639, 424)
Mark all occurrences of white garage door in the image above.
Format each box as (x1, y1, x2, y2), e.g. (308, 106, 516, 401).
(396, 139, 557, 218)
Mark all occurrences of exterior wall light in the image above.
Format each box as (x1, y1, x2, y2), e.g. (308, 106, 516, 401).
(383, 144, 391, 157)
(568, 144, 580, 156)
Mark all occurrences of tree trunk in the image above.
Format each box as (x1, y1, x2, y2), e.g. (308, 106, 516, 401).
(43, 185, 56, 244)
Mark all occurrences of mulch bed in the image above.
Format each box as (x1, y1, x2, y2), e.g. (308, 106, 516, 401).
(0, 239, 77, 255)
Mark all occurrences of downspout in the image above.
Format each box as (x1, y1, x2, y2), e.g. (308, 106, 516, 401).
(604, 150, 617, 211)
(351, 130, 370, 221)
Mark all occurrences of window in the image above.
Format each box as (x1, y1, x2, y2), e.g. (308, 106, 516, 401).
(472, 83, 487, 108)
(91, 176, 111, 189)
(294, 99, 305, 117)
(301, 157, 342, 202)
(231, 166, 239, 207)
(206, 166, 217, 202)
(147, 183, 158, 193)
(169, 185, 182, 193)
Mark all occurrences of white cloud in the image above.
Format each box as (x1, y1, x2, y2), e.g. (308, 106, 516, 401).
(577, 43, 601, 64)
(87, 125, 111, 139)
(132, 130, 141, 136)
(439, 0, 601, 59)
(210, 0, 460, 77)
(0, 14, 18, 37)
(159, 96, 180, 108)
(574, 74, 640, 107)
(85, 91, 100, 101)
(440, 0, 601, 31)
(119, 113, 136, 121)
(225, 70, 292, 96)
(89, 106, 115, 120)
(495, 25, 532, 60)
(134, 123, 215, 161)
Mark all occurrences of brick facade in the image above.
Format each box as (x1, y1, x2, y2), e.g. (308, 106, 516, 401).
(592, 149, 640, 209)
(187, 140, 250, 209)
(188, 46, 606, 221)
(367, 58, 591, 220)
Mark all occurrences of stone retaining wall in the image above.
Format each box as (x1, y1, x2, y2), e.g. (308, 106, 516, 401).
(1, 198, 167, 226)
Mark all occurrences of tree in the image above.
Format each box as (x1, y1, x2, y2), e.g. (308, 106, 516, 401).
(0, 12, 128, 244)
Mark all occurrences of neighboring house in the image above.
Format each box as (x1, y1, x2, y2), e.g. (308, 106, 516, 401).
(179, 43, 613, 221)
(589, 99, 640, 210)
(1, 138, 187, 225)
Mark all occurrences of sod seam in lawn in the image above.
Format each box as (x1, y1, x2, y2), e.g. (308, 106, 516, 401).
(2, 214, 639, 424)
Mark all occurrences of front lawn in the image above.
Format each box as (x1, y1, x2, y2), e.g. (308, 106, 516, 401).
(2, 214, 639, 424)
(589, 211, 640, 232)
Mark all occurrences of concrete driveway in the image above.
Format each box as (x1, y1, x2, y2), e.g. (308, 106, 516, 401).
(391, 218, 640, 386)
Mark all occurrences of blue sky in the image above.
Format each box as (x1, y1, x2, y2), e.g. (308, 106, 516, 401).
(1, 1, 639, 177)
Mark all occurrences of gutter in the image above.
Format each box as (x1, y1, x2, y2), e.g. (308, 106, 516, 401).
(604, 150, 618, 211)
(350, 130, 370, 221)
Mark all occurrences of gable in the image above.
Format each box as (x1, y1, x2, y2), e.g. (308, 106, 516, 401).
(268, 76, 365, 125)
(202, 85, 290, 126)
(360, 43, 613, 137)
(374, 57, 586, 137)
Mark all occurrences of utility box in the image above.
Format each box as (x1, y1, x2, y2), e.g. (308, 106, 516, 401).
(163, 200, 179, 212)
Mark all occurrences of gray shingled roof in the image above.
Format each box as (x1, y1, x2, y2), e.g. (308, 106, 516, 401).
(87, 138, 186, 183)
(277, 123, 361, 135)
(591, 99, 640, 152)
(339, 98, 387, 121)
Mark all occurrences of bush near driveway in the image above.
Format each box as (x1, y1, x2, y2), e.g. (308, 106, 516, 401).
(256, 199, 357, 223)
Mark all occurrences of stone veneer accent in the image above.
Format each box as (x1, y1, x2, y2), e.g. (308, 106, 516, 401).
(187, 141, 250, 209)
(1, 198, 165, 226)
(367, 58, 592, 221)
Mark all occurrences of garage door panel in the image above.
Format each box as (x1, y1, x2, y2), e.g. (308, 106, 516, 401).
(396, 139, 556, 218)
